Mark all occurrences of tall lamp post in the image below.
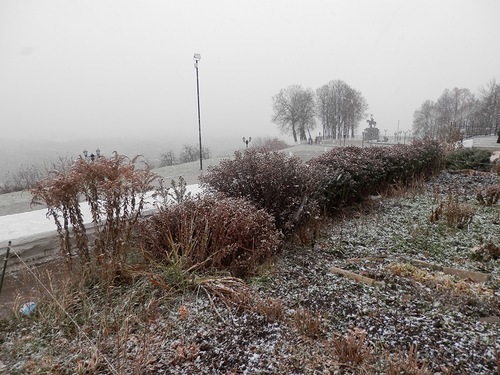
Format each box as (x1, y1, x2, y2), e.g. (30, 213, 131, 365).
(194, 53, 203, 170)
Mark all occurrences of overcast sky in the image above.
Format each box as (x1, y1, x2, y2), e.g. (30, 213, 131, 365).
(1, 0, 499, 145)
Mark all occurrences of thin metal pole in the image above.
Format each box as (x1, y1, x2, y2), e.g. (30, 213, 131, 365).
(196, 64, 202, 170)
(0, 241, 12, 295)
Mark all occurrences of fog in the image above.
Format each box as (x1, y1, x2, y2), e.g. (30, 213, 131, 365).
(1, 0, 499, 171)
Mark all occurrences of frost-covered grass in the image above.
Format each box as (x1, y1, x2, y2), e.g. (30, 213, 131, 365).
(1, 171, 499, 374)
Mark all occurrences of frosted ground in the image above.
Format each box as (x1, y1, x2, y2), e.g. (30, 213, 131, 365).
(0, 143, 499, 373)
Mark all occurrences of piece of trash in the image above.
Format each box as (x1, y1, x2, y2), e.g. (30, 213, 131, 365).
(20, 302, 37, 316)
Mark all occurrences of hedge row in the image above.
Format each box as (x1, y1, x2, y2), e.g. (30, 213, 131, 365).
(312, 140, 444, 214)
(143, 140, 445, 277)
(201, 140, 445, 228)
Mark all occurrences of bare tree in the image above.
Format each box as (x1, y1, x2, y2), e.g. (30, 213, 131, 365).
(414, 87, 480, 140)
(159, 151, 177, 167)
(316, 85, 332, 139)
(413, 79, 500, 141)
(478, 79, 500, 136)
(201, 146, 211, 160)
(413, 100, 436, 139)
(179, 144, 211, 164)
(179, 144, 198, 163)
(316, 80, 368, 141)
(272, 85, 316, 143)
(347, 88, 368, 137)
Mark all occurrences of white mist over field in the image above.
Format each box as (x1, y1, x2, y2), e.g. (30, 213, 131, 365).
(1, 1, 499, 178)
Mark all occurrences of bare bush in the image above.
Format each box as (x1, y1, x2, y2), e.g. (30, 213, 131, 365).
(255, 297, 285, 322)
(476, 184, 500, 206)
(470, 240, 500, 262)
(200, 148, 321, 236)
(444, 192, 475, 228)
(31, 153, 158, 271)
(141, 195, 283, 277)
(293, 308, 323, 338)
(250, 136, 289, 151)
(0, 164, 42, 194)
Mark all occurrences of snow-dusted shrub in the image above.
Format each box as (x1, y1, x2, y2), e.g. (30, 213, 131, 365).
(310, 141, 444, 214)
(409, 139, 444, 176)
(445, 148, 492, 171)
(199, 148, 320, 236)
(141, 195, 283, 277)
(311, 147, 390, 208)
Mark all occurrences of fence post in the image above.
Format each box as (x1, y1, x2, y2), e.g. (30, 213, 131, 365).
(0, 241, 12, 295)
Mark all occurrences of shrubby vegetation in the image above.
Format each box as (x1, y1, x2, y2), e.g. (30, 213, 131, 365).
(200, 148, 321, 236)
(31, 153, 157, 272)
(159, 144, 211, 167)
(5, 139, 500, 373)
(25, 140, 448, 282)
(141, 195, 283, 277)
(0, 164, 42, 194)
(445, 148, 492, 171)
(310, 140, 443, 215)
(0, 156, 74, 194)
(248, 136, 289, 151)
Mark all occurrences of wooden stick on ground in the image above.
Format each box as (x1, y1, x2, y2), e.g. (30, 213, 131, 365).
(330, 266, 384, 286)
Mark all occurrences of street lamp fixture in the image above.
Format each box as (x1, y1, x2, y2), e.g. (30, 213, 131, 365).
(194, 53, 203, 170)
(83, 148, 101, 162)
(243, 137, 252, 148)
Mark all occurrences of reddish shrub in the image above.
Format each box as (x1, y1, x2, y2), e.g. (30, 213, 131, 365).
(31, 153, 158, 267)
(199, 148, 320, 236)
(141, 195, 283, 277)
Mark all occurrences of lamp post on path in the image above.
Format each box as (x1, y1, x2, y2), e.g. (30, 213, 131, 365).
(194, 53, 203, 170)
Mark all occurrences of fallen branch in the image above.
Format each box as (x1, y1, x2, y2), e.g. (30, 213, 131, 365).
(330, 267, 384, 286)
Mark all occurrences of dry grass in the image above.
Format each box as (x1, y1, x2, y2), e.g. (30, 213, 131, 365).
(386, 345, 431, 375)
(444, 194, 475, 228)
(388, 262, 494, 298)
(477, 184, 500, 206)
(255, 297, 285, 322)
(293, 307, 323, 338)
(332, 328, 372, 367)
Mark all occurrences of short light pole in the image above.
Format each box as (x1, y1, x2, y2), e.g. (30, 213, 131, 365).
(83, 148, 101, 162)
(243, 137, 252, 148)
(194, 53, 203, 170)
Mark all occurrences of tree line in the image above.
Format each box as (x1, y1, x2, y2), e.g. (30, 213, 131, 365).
(272, 80, 368, 143)
(413, 79, 500, 141)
